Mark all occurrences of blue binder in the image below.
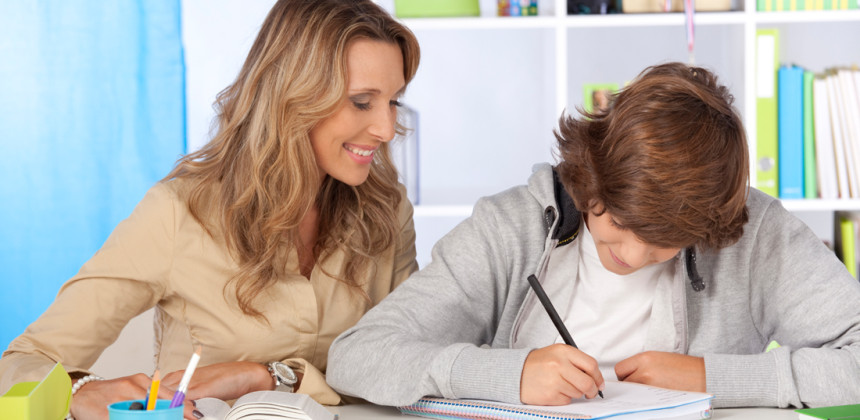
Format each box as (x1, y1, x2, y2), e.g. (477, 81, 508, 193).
(778, 65, 805, 199)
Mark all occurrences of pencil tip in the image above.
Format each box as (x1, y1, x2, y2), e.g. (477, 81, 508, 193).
(599, 390, 605, 399)
(195, 345, 202, 355)
(152, 370, 160, 379)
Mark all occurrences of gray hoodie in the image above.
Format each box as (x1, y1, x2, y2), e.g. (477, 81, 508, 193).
(327, 163, 860, 409)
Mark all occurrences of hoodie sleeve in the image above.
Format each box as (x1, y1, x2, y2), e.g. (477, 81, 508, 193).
(704, 198, 860, 408)
(326, 195, 535, 406)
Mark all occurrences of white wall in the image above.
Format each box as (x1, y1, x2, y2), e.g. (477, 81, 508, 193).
(182, 0, 275, 152)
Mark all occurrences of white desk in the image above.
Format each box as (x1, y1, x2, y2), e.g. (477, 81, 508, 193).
(330, 403, 798, 419)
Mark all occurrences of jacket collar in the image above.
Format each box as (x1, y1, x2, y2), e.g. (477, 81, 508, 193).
(551, 168, 581, 247)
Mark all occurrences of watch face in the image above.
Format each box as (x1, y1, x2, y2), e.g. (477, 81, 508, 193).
(273, 362, 297, 384)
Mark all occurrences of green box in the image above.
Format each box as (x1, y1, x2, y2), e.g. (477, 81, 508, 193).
(394, 0, 480, 17)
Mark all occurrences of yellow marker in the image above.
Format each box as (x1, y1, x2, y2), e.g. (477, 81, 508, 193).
(145, 370, 161, 411)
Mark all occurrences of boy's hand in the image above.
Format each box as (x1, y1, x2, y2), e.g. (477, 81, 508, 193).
(520, 343, 605, 405)
(615, 351, 705, 392)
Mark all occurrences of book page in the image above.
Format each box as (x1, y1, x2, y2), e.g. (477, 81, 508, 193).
(229, 391, 334, 420)
(447, 381, 712, 419)
(194, 397, 232, 420)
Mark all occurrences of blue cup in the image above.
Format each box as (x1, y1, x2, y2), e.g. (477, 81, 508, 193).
(107, 399, 183, 419)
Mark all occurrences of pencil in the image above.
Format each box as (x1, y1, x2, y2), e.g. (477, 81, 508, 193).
(168, 346, 202, 408)
(526, 274, 604, 399)
(145, 370, 161, 410)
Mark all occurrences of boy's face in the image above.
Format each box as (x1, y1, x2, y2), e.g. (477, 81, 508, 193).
(585, 209, 681, 275)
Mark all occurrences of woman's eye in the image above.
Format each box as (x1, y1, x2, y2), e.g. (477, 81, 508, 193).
(352, 101, 371, 111)
(390, 99, 403, 107)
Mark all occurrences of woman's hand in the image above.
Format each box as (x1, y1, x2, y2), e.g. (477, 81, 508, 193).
(520, 343, 605, 405)
(69, 373, 195, 420)
(160, 361, 273, 404)
(614, 351, 706, 392)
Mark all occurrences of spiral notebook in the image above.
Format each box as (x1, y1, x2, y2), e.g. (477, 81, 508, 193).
(399, 381, 713, 420)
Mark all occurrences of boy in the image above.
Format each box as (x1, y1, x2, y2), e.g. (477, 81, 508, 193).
(327, 62, 860, 408)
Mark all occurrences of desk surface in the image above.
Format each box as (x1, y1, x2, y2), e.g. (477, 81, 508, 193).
(330, 403, 798, 419)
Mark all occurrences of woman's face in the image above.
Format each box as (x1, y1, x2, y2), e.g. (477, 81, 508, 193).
(585, 208, 681, 276)
(310, 39, 406, 186)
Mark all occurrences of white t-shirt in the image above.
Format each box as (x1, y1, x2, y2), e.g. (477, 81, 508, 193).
(514, 217, 676, 381)
(553, 218, 675, 380)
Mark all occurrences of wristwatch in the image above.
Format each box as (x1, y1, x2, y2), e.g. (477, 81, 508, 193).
(267, 361, 298, 392)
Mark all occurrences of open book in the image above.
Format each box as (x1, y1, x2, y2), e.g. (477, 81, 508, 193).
(399, 381, 712, 420)
(195, 391, 336, 420)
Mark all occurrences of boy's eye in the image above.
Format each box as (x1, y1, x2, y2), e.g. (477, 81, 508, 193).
(610, 218, 628, 230)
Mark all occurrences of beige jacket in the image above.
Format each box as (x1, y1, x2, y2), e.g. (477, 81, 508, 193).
(0, 180, 418, 405)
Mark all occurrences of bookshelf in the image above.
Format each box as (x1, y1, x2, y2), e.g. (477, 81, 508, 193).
(386, 1, 860, 265)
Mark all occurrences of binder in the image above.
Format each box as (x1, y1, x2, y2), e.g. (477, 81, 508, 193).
(756, 29, 780, 197)
(797, 403, 860, 419)
(837, 214, 857, 278)
(0, 362, 72, 420)
(803, 70, 817, 198)
(778, 65, 805, 199)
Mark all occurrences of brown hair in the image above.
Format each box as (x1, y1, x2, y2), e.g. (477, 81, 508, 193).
(556, 62, 748, 250)
(163, 0, 420, 319)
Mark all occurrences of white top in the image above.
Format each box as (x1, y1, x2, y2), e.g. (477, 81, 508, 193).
(553, 218, 674, 380)
(511, 218, 677, 381)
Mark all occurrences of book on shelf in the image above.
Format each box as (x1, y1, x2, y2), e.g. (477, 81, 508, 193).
(812, 75, 839, 200)
(195, 391, 336, 420)
(837, 68, 860, 198)
(778, 65, 805, 199)
(824, 71, 853, 199)
(398, 381, 712, 420)
(803, 70, 818, 199)
(757, 0, 858, 11)
(756, 29, 779, 198)
(796, 403, 860, 419)
(831, 69, 860, 198)
(835, 212, 858, 278)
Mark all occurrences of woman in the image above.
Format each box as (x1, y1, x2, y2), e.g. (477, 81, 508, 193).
(327, 62, 860, 409)
(0, 1, 420, 419)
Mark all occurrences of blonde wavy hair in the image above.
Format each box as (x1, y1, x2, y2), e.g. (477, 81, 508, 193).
(163, 0, 420, 319)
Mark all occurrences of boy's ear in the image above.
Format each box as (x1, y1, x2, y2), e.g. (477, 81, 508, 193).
(587, 200, 604, 214)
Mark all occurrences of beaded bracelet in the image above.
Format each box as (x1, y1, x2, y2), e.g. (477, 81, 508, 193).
(65, 374, 105, 420)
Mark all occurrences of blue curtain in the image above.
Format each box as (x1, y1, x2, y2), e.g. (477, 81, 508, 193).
(0, 1, 185, 349)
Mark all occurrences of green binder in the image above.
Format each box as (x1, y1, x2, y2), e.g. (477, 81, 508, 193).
(796, 403, 860, 419)
(803, 70, 817, 199)
(756, 29, 780, 197)
(838, 216, 857, 278)
(394, 0, 480, 17)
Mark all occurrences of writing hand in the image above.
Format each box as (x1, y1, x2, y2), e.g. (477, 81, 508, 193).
(69, 373, 195, 420)
(520, 343, 605, 405)
(615, 351, 706, 392)
(161, 361, 272, 404)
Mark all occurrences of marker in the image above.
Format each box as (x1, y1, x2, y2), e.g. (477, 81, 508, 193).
(527, 274, 604, 399)
(169, 346, 202, 408)
(145, 370, 161, 410)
